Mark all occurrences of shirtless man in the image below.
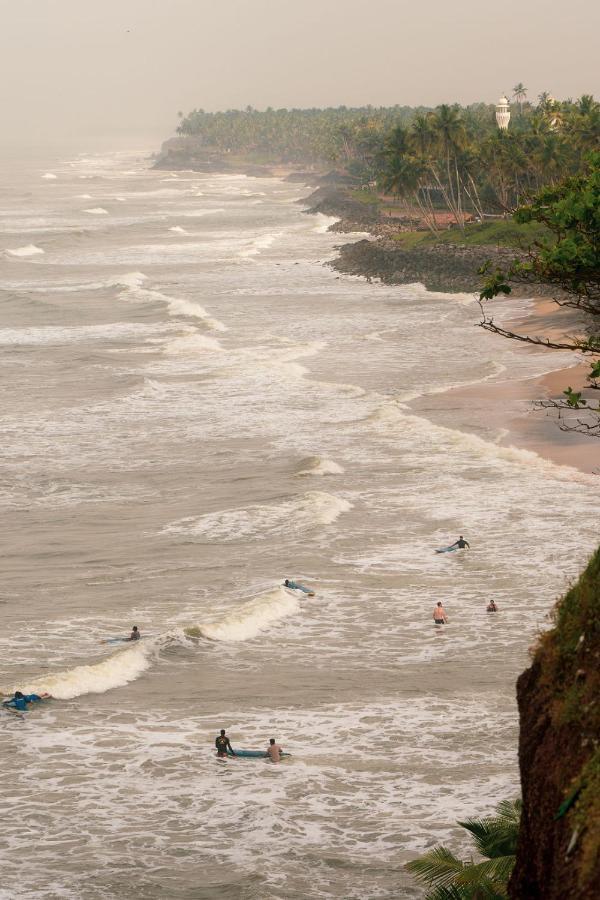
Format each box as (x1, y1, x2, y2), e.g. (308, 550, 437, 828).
(433, 602, 448, 625)
(487, 600, 498, 612)
(266, 738, 282, 762)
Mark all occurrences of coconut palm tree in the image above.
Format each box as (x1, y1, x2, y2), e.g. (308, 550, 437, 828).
(405, 798, 521, 899)
(512, 83, 527, 115)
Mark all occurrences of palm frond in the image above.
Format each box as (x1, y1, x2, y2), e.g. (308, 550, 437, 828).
(405, 846, 467, 887)
(458, 799, 521, 857)
(424, 886, 470, 900)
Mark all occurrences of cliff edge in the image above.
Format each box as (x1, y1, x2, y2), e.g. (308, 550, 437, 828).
(510, 547, 600, 898)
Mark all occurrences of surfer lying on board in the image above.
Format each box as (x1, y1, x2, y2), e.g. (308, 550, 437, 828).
(2, 691, 52, 711)
(215, 729, 236, 757)
(451, 536, 470, 550)
(433, 602, 448, 625)
(284, 579, 315, 596)
(267, 738, 283, 762)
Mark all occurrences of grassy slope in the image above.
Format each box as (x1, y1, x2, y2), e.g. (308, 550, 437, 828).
(389, 219, 550, 249)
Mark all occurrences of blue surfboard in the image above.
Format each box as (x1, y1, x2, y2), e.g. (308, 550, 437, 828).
(435, 545, 457, 554)
(223, 749, 291, 759)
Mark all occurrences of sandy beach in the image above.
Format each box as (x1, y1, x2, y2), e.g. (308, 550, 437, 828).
(424, 296, 598, 475)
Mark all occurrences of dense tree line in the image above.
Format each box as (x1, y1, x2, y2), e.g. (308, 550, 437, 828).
(176, 104, 425, 164)
(379, 95, 599, 231)
(177, 93, 599, 230)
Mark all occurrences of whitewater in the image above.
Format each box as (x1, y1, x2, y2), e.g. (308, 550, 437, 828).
(0, 149, 598, 900)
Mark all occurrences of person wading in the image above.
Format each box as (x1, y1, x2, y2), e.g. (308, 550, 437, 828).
(433, 602, 448, 625)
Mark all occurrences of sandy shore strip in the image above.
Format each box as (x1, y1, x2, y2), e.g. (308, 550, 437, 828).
(410, 296, 599, 475)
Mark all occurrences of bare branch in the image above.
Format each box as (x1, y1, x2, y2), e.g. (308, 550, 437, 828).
(477, 310, 596, 353)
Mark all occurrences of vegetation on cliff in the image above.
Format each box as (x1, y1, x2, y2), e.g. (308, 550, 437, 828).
(509, 547, 600, 898)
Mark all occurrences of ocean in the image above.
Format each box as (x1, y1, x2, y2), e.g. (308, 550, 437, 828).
(0, 150, 597, 899)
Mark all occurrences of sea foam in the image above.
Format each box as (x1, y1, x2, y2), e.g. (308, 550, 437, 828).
(5, 244, 45, 258)
(84, 207, 109, 215)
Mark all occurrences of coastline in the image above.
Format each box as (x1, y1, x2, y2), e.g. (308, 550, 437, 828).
(152, 145, 597, 475)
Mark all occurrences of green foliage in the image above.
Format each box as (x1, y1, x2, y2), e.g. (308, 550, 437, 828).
(563, 387, 586, 408)
(175, 96, 599, 233)
(478, 152, 600, 413)
(405, 799, 520, 899)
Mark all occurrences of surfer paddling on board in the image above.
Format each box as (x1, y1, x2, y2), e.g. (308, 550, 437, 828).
(284, 579, 315, 597)
(102, 625, 141, 644)
(3, 691, 52, 712)
(215, 729, 236, 758)
(433, 602, 448, 625)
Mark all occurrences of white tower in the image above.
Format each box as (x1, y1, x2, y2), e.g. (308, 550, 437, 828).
(495, 96, 511, 130)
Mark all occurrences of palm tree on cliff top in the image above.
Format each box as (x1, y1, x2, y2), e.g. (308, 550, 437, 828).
(512, 83, 527, 114)
(406, 798, 521, 899)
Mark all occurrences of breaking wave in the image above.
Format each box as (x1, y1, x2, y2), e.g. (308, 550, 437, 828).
(182, 208, 225, 217)
(295, 456, 345, 476)
(164, 491, 353, 542)
(5, 244, 45, 258)
(238, 232, 281, 258)
(185, 587, 299, 642)
(164, 332, 223, 354)
(117, 272, 227, 331)
(1, 642, 153, 701)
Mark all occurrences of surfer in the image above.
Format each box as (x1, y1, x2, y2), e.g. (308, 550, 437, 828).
(124, 626, 140, 641)
(450, 536, 470, 550)
(487, 600, 498, 612)
(284, 579, 315, 596)
(433, 602, 448, 625)
(266, 738, 283, 762)
(215, 729, 236, 758)
(2, 690, 52, 711)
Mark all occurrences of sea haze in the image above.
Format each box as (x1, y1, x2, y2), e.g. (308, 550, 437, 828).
(0, 151, 598, 899)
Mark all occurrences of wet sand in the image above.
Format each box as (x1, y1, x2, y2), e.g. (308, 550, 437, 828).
(429, 297, 598, 475)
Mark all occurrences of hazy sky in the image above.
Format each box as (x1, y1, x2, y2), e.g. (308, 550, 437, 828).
(2, 0, 598, 149)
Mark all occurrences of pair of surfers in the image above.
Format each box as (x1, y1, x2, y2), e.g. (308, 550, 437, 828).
(215, 729, 283, 762)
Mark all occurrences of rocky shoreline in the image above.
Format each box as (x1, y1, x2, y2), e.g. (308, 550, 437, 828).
(301, 181, 533, 295)
(153, 140, 542, 297)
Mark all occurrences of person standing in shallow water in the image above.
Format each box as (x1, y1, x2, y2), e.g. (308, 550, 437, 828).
(433, 602, 448, 625)
(266, 738, 282, 762)
(215, 729, 236, 757)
